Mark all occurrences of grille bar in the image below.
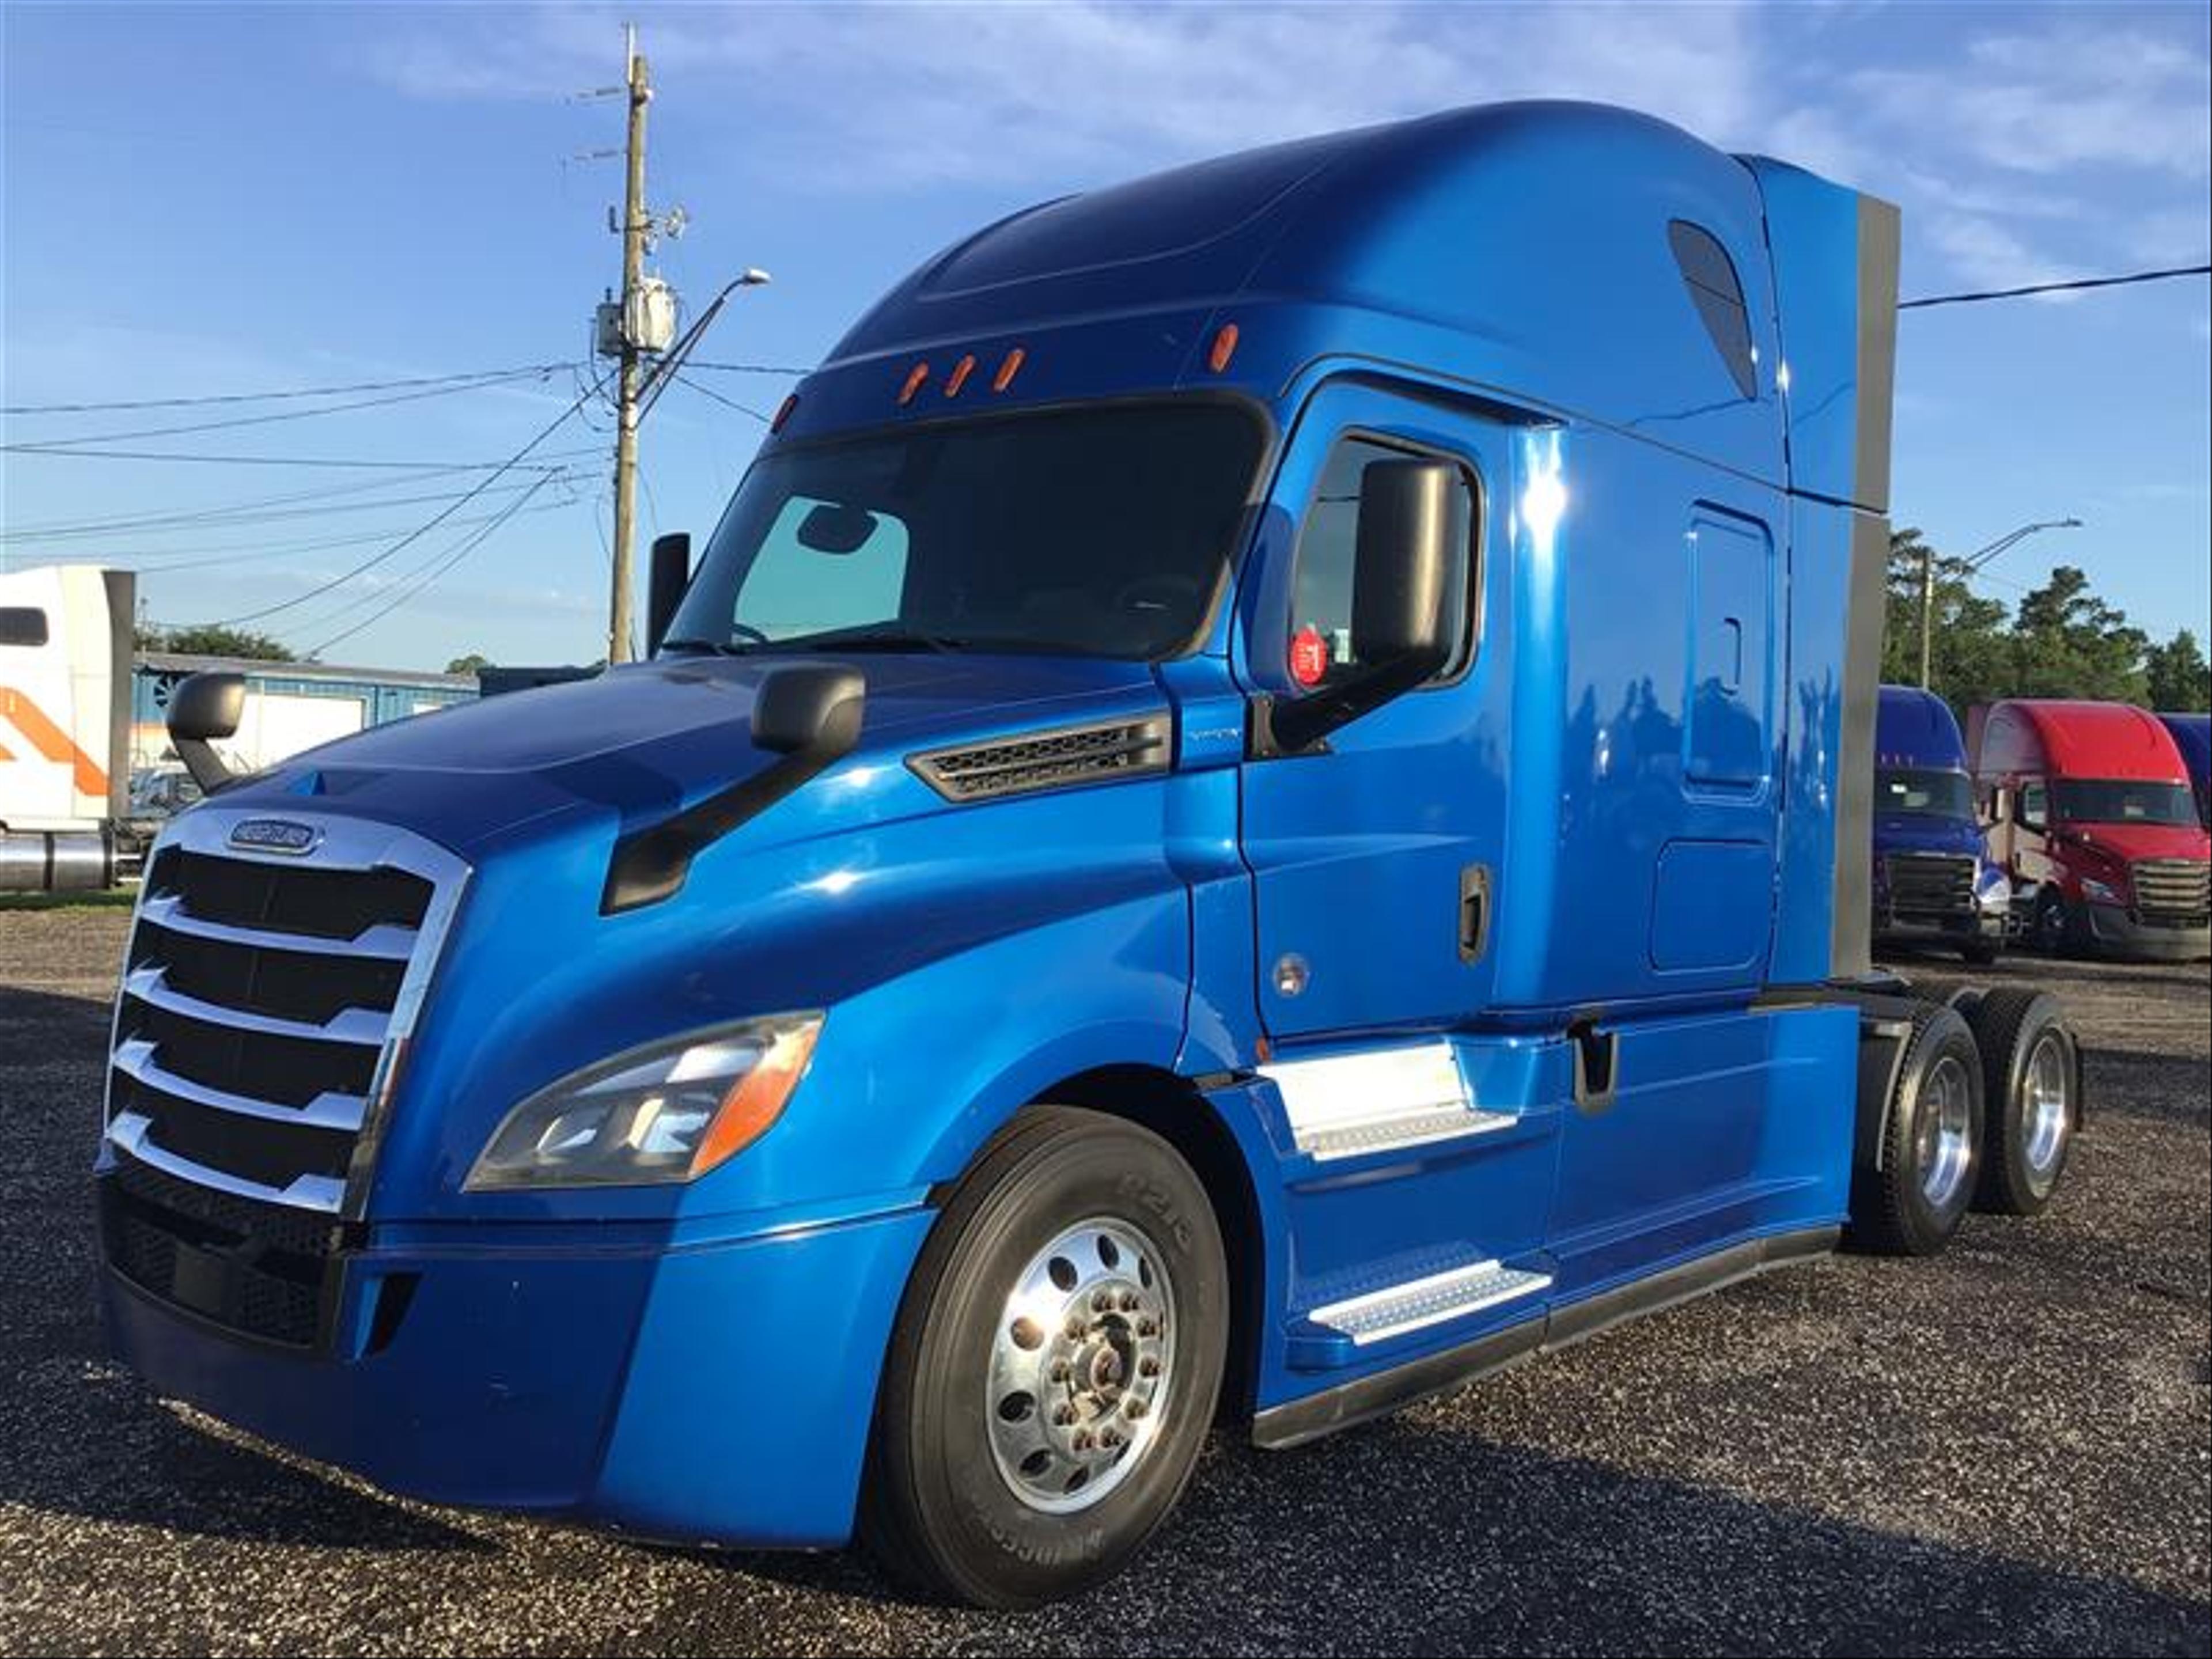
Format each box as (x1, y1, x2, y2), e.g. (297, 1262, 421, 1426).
(108, 1111, 347, 1213)
(2133, 858, 2210, 921)
(113, 1037, 368, 1132)
(138, 891, 419, 960)
(1884, 852, 1976, 916)
(122, 963, 393, 1046)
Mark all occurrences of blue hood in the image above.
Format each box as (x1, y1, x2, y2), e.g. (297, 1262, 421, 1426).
(213, 653, 1164, 858)
(1873, 812, 1986, 860)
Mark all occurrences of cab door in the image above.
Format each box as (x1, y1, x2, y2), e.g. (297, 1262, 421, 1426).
(1236, 382, 1512, 1041)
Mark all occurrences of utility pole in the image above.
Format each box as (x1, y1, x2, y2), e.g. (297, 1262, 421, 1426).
(607, 22, 651, 665)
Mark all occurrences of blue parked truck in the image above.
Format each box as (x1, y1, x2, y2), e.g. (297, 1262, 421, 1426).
(98, 104, 2084, 1607)
(1873, 685, 2009, 963)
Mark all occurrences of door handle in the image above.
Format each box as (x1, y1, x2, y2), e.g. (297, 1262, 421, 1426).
(1459, 863, 1492, 964)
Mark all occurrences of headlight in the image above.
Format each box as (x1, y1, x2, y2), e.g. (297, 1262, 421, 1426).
(1976, 872, 2013, 912)
(465, 1013, 823, 1191)
(2080, 876, 2122, 906)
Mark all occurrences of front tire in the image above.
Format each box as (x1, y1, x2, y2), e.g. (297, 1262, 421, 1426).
(1847, 1003, 1986, 1257)
(862, 1107, 1227, 1608)
(2033, 888, 2075, 956)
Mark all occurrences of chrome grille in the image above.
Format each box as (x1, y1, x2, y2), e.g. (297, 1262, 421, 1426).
(2133, 857, 2210, 924)
(99, 808, 466, 1347)
(1884, 852, 1976, 918)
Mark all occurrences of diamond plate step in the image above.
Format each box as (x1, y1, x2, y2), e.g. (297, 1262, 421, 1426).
(1295, 1104, 1518, 1162)
(1308, 1259, 1552, 1347)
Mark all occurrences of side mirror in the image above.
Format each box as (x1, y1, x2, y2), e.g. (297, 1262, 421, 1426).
(166, 671, 245, 795)
(1262, 458, 1457, 755)
(752, 664, 866, 755)
(1350, 459, 1456, 668)
(603, 665, 867, 913)
(646, 532, 692, 657)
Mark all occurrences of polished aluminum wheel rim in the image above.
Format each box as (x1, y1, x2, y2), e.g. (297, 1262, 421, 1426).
(2021, 1032, 2071, 1188)
(986, 1218, 1175, 1515)
(1918, 1054, 1974, 1209)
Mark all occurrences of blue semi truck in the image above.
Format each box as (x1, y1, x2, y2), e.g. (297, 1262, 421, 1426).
(96, 103, 2084, 1606)
(1872, 685, 2009, 963)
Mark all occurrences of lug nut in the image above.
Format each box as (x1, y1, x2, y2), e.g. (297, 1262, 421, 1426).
(1138, 1357, 1161, 1378)
(1072, 1431, 1093, 1452)
(1120, 1290, 1142, 1312)
(1137, 1319, 1158, 1338)
(1054, 1404, 1077, 1426)
(1066, 1316, 1088, 1339)
(1124, 1399, 1148, 1419)
(1049, 1361, 1070, 1383)
(1100, 1430, 1123, 1449)
(1093, 1290, 1117, 1313)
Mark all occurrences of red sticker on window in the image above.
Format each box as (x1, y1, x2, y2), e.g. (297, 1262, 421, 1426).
(1290, 625, 1330, 688)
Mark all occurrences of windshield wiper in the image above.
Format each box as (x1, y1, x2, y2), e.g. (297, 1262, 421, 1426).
(657, 636, 758, 657)
(769, 625, 973, 655)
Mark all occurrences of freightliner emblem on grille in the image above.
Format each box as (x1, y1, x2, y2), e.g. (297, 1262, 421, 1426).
(228, 818, 322, 855)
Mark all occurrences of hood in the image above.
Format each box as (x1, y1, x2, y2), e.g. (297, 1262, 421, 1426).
(1874, 812, 1985, 859)
(209, 653, 1163, 856)
(2056, 820, 2212, 865)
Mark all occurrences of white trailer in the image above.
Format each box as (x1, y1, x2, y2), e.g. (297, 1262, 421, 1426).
(1, 565, 134, 892)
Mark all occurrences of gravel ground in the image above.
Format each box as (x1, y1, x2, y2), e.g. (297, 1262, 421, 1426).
(1, 906, 2205, 1656)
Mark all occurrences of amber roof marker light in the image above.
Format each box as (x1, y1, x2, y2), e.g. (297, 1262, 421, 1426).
(770, 392, 799, 433)
(992, 346, 1027, 392)
(945, 354, 977, 397)
(1208, 322, 1240, 373)
(898, 361, 931, 406)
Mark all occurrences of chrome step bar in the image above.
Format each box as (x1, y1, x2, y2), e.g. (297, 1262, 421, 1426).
(1296, 1105, 1517, 1162)
(1309, 1259, 1552, 1347)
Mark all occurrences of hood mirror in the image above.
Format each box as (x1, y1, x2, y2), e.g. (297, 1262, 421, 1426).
(165, 671, 245, 794)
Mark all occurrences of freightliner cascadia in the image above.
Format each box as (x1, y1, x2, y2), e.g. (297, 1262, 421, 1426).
(97, 103, 2085, 1607)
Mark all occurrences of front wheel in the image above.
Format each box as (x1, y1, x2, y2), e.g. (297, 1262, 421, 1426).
(2033, 888, 2075, 956)
(862, 1107, 1227, 1608)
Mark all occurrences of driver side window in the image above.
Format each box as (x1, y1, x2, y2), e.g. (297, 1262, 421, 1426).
(1288, 436, 1476, 689)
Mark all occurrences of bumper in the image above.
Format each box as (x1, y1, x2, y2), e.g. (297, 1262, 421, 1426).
(1874, 908, 2004, 948)
(2081, 900, 2211, 963)
(101, 1196, 933, 1547)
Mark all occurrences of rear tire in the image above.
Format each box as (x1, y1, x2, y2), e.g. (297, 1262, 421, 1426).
(1964, 988, 2077, 1216)
(861, 1106, 1227, 1609)
(1847, 1003, 1986, 1257)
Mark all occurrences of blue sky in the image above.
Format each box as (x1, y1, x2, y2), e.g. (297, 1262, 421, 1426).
(3, 1, 2207, 672)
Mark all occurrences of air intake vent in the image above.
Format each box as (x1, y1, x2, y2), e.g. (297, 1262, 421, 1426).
(910, 715, 1172, 804)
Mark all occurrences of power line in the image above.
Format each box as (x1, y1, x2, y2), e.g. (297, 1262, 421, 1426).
(6, 365, 578, 449)
(1, 459, 600, 543)
(203, 368, 612, 627)
(1, 362, 578, 416)
(1900, 262, 2210, 310)
(296, 472, 562, 658)
(1, 444, 587, 471)
(687, 359, 810, 376)
(674, 372, 772, 423)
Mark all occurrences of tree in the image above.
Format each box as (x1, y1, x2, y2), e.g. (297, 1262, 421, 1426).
(445, 653, 492, 677)
(2145, 629, 2212, 712)
(2008, 565, 2149, 705)
(1880, 527, 2012, 707)
(142, 623, 291, 661)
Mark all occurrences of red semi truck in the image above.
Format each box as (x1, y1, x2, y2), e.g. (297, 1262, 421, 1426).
(1974, 699, 2211, 961)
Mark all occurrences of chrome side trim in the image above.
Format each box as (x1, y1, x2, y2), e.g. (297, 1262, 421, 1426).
(138, 891, 418, 960)
(112, 1037, 368, 1133)
(106, 1112, 346, 1214)
(122, 964, 392, 1047)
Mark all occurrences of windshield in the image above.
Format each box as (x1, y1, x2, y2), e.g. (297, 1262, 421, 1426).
(665, 402, 1264, 661)
(2052, 778, 2198, 827)
(1877, 767, 1975, 819)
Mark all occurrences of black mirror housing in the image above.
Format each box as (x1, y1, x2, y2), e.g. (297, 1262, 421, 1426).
(646, 532, 692, 657)
(166, 671, 246, 794)
(752, 664, 866, 755)
(1258, 458, 1457, 756)
(1350, 457, 1456, 668)
(167, 671, 245, 744)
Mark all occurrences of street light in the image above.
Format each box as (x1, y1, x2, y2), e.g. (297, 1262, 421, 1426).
(1919, 516, 2084, 689)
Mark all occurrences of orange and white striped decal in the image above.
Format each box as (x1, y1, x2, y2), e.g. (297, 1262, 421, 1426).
(0, 685, 108, 797)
